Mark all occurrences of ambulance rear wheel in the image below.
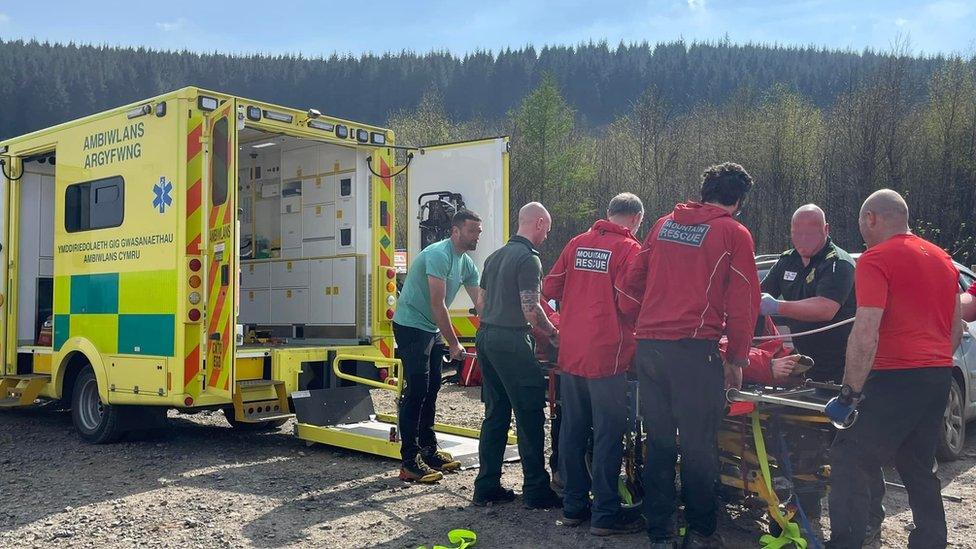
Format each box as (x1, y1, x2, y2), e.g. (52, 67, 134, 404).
(71, 367, 124, 444)
(222, 406, 289, 431)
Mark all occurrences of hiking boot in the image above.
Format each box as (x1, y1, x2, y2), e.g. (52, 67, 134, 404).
(682, 529, 725, 549)
(472, 486, 516, 507)
(421, 449, 461, 472)
(398, 455, 443, 484)
(590, 515, 645, 536)
(560, 507, 591, 527)
(524, 489, 563, 510)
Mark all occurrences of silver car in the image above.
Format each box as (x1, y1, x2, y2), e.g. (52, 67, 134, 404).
(756, 254, 976, 461)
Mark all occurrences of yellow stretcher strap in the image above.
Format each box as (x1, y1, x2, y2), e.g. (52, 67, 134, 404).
(419, 528, 477, 549)
(752, 412, 808, 549)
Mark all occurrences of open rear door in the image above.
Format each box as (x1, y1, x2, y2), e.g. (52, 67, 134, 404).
(406, 137, 508, 338)
(203, 100, 237, 399)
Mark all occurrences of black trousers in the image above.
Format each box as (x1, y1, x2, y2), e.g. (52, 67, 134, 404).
(827, 367, 951, 549)
(636, 339, 725, 540)
(393, 322, 447, 464)
(559, 372, 629, 528)
(474, 325, 552, 501)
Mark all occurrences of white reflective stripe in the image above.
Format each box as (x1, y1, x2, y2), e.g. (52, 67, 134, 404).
(692, 252, 729, 339)
(730, 264, 752, 286)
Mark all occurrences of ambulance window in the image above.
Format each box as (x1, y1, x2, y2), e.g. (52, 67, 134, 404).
(211, 117, 229, 206)
(65, 176, 125, 232)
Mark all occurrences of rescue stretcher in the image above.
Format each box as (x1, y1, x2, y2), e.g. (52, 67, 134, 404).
(545, 366, 844, 549)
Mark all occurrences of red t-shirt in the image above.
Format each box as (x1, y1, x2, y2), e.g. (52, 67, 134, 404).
(855, 234, 958, 370)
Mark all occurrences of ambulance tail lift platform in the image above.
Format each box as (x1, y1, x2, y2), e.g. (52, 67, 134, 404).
(0, 87, 513, 464)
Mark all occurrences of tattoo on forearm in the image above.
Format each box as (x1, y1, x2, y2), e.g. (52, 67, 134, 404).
(520, 290, 555, 334)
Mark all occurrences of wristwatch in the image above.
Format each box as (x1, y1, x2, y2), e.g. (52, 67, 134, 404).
(839, 384, 862, 404)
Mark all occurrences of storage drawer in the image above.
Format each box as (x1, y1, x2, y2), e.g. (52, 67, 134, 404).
(271, 288, 309, 324)
(303, 238, 336, 258)
(302, 175, 335, 205)
(271, 259, 309, 287)
(240, 262, 271, 289)
(240, 289, 270, 324)
(303, 203, 336, 239)
(280, 195, 302, 215)
(281, 212, 302, 249)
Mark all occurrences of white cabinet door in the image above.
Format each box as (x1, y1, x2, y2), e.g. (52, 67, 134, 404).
(241, 262, 271, 289)
(270, 259, 309, 288)
(281, 212, 302, 249)
(240, 289, 270, 324)
(309, 258, 333, 324)
(332, 257, 358, 325)
(302, 175, 335, 205)
(271, 288, 309, 324)
(303, 202, 336, 239)
(281, 144, 318, 180)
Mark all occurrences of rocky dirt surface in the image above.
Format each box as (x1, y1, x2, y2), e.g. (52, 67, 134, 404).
(2, 384, 976, 548)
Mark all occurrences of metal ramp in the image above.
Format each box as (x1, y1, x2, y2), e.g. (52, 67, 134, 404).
(293, 354, 518, 468)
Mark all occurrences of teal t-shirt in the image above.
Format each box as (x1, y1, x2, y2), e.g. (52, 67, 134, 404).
(393, 238, 480, 332)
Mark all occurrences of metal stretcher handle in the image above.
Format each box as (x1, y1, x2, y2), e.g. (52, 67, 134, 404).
(443, 352, 477, 362)
(333, 354, 404, 394)
(726, 387, 858, 430)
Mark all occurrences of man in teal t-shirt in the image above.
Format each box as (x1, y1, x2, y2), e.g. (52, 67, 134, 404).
(393, 209, 483, 483)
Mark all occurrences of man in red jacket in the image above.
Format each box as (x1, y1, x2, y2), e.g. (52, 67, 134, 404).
(542, 193, 645, 537)
(624, 163, 760, 548)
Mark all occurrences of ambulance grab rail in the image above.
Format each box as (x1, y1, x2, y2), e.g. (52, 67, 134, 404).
(726, 387, 858, 430)
(333, 354, 404, 395)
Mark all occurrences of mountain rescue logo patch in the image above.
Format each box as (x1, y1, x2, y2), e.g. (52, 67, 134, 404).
(574, 247, 611, 273)
(657, 219, 710, 247)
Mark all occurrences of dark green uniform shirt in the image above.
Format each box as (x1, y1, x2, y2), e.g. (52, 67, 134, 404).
(760, 237, 856, 382)
(480, 235, 543, 329)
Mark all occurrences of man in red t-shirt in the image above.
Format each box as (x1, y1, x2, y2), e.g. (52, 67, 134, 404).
(826, 189, 962, 549)
(962, 282, 976, 322)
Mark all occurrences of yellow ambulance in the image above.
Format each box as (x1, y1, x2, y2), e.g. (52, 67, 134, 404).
(0, 87, 508, 462)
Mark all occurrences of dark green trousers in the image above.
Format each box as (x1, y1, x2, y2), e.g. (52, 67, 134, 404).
(473, 325, 551, 500)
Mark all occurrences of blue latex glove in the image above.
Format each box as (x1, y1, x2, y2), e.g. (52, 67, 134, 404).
(824, 396, 857, 425)
(760, 293, 781, 316)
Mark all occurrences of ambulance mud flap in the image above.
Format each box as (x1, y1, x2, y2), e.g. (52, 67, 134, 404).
(292, 386, 374, 427)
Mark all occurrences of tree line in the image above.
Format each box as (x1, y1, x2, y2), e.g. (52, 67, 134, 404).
(1, 39, 973, 266)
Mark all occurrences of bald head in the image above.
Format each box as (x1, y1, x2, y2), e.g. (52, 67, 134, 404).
(792, 204, 826, 225)
(859, 189, 911, 248)
(790, 203, 829, 260)
(517, 202, 553, 247)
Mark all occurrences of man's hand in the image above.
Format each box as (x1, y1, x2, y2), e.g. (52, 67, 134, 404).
(760, 293, 781, 316)
(771, 355, 800, 381)
(724, 361, 743, 390)
(448, 341, 466, 362)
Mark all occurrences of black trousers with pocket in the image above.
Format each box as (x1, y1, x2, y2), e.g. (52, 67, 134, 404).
(636, 338, 726, 540)
(827, 367, 951, 549)
(393, 321, 448, 464)
(473, 325, 552, 502)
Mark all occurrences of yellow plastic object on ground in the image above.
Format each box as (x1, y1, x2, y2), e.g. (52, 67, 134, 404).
(419, 528, 477, 549)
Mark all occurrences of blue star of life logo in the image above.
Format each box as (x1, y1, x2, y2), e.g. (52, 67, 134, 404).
(153, 177, 173, 214)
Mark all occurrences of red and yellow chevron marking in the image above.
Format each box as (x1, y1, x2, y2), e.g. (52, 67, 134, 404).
(373, 150, 395, 358)
(183, 116, 205, 398)
(204, 103, 236, 395)
(451, 315, 480, 339)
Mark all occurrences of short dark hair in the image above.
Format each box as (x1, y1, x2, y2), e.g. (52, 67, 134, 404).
(608, 193, 644, 217)
(452, 209, 482, 229)
(700, 162, 754, 206)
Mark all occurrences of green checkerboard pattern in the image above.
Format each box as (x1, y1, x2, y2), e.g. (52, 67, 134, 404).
(53, 271, 177, 357)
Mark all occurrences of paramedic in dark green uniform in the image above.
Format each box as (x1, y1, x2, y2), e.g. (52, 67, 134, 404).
(473, 202, 562, 509)
(760, 204, 856, 384)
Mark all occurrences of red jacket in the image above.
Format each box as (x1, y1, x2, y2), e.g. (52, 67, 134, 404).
(720, 317, 793, 386)
(542, 220, 642, 378)
(623, 201, 760, 364)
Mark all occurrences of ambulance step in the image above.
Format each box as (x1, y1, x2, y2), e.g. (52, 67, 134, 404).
(232, 379, 292, 423)
(0, 374, 50, 408)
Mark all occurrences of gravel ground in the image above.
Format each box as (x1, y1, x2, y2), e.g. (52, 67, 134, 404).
(2, 384, 976, 548)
